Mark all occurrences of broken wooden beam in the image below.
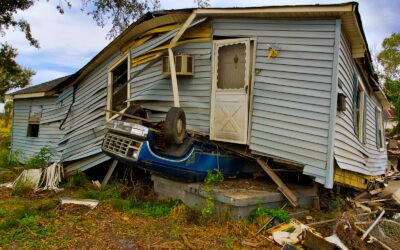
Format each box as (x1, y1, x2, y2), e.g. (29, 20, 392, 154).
(360, 210, 385, 241)
(369, 188, 383, 196)
(256, 158, 299, 207)
(102, 160, 118, 186)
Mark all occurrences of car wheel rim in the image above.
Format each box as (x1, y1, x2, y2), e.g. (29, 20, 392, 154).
(176, 119, 183, 135)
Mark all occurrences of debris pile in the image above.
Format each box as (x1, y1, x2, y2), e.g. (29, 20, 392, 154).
(247, 175, 400, 250)
(1, 161, 63, 192)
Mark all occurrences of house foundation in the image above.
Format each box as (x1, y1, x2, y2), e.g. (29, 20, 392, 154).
(151, 175, 318, 219)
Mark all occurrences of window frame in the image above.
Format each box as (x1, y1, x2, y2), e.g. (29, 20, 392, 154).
(376, 107, 385, 151)
(355, 80, 365, 142)
(27, 105, 42, 138)
(106, 53, 131, 121)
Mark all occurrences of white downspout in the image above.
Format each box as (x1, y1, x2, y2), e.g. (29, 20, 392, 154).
(168, 11, 197, 108)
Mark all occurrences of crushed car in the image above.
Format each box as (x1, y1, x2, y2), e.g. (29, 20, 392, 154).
(102, 106, 259, 182)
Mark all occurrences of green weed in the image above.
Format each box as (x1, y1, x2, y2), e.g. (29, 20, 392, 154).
(225, 237, 234, 249)
(24, 146, 53, 169)
(200, 170, 224, 222)
(250, 207, 290, 223)
(204, 170, 224, 186)
(329, 197, 342, 212)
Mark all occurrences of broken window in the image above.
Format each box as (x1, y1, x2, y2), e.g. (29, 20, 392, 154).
(27, 105, 42, 137)
(107, 55, 129, 120)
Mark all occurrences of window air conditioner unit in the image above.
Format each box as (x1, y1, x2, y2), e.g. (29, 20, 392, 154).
(162, 54, 194, 76)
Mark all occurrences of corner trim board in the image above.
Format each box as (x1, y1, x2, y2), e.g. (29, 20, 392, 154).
(324, 19, 341, 188)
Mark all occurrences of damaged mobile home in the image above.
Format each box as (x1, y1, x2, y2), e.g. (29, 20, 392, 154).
(8, 2, 390, 194)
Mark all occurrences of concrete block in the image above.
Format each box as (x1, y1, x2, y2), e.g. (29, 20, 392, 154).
(151, 175, 318, 219)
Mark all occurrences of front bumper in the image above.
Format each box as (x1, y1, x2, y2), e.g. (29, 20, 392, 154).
(102, 132, 143, 161)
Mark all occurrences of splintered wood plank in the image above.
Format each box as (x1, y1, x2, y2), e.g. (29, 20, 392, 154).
(256, 158, 299, 207)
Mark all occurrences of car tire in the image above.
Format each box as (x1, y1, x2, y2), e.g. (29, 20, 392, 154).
(165, 107, 186, 144)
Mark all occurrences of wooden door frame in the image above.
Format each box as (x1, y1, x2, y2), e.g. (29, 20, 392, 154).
(210, 38, 253, 144)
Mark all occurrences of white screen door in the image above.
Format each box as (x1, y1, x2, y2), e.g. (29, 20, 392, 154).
(210, 38, 251, 144)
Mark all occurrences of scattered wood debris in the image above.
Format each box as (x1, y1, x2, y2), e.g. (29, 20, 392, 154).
(303, 228, 337, 250)
(360, 210, 385, 241)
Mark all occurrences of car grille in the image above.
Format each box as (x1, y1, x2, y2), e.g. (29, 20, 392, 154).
(102, 132, 142, 158)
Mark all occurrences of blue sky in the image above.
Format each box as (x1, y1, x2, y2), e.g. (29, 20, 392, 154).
(3, 0, 400, 86)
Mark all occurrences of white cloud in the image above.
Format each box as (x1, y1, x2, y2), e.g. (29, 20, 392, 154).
(3, 0, 111, 84)
(3, 0, 398, 85)
(31, 69, 71, 84)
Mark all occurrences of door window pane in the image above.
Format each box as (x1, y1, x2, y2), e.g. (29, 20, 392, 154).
(217, 43, 246, 89)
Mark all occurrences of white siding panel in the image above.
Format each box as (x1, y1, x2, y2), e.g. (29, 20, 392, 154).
(334, 33, 387, 176)
(129, 41, 212, 133)
(213, 18, 336, 185)
(11, 97, 62, 163)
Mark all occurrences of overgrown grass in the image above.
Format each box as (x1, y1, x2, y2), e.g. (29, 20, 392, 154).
(107, 199, 182, 217)
(0, 208, 8, 218)
(12, 181, 36, 196)
(0, 200, 57, 246)
(63, 175, 90, 189)
(79, 184, 122, 200)
(0, 119, 11, 149)
(74, 180, 181, 218)
(0, 149, 20, 169)
(0, 149, 22, 183)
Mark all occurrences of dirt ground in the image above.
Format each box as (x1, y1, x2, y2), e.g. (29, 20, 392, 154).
(0, 187, 282, 249)
(1, 181, 398, 250)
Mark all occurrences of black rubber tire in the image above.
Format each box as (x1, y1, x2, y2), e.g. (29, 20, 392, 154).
(165, 107, 186, 144)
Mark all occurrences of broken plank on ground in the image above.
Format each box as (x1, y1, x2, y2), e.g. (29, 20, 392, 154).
(256, 158, 298, 207)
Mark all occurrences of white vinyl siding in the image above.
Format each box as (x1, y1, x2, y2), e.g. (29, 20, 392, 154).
(213, 18, 337, 185)
(334, 33, 387, 175)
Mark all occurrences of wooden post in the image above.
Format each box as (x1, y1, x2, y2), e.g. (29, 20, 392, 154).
(168, 12, 197, 108)
(256, 158, 299, 207)
(102, 160, 118, 186)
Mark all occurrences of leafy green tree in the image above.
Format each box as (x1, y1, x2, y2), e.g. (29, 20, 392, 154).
(0, 0, 39, 48)
(0, 44, 35, 99)
(1, 0, 38, 98)
(377, 33, 400, 134)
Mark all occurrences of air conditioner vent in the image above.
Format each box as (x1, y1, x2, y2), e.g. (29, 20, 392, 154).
(162, 54, 194, 76)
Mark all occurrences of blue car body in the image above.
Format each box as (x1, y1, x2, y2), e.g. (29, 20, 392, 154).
(102, 120, 257, 182)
